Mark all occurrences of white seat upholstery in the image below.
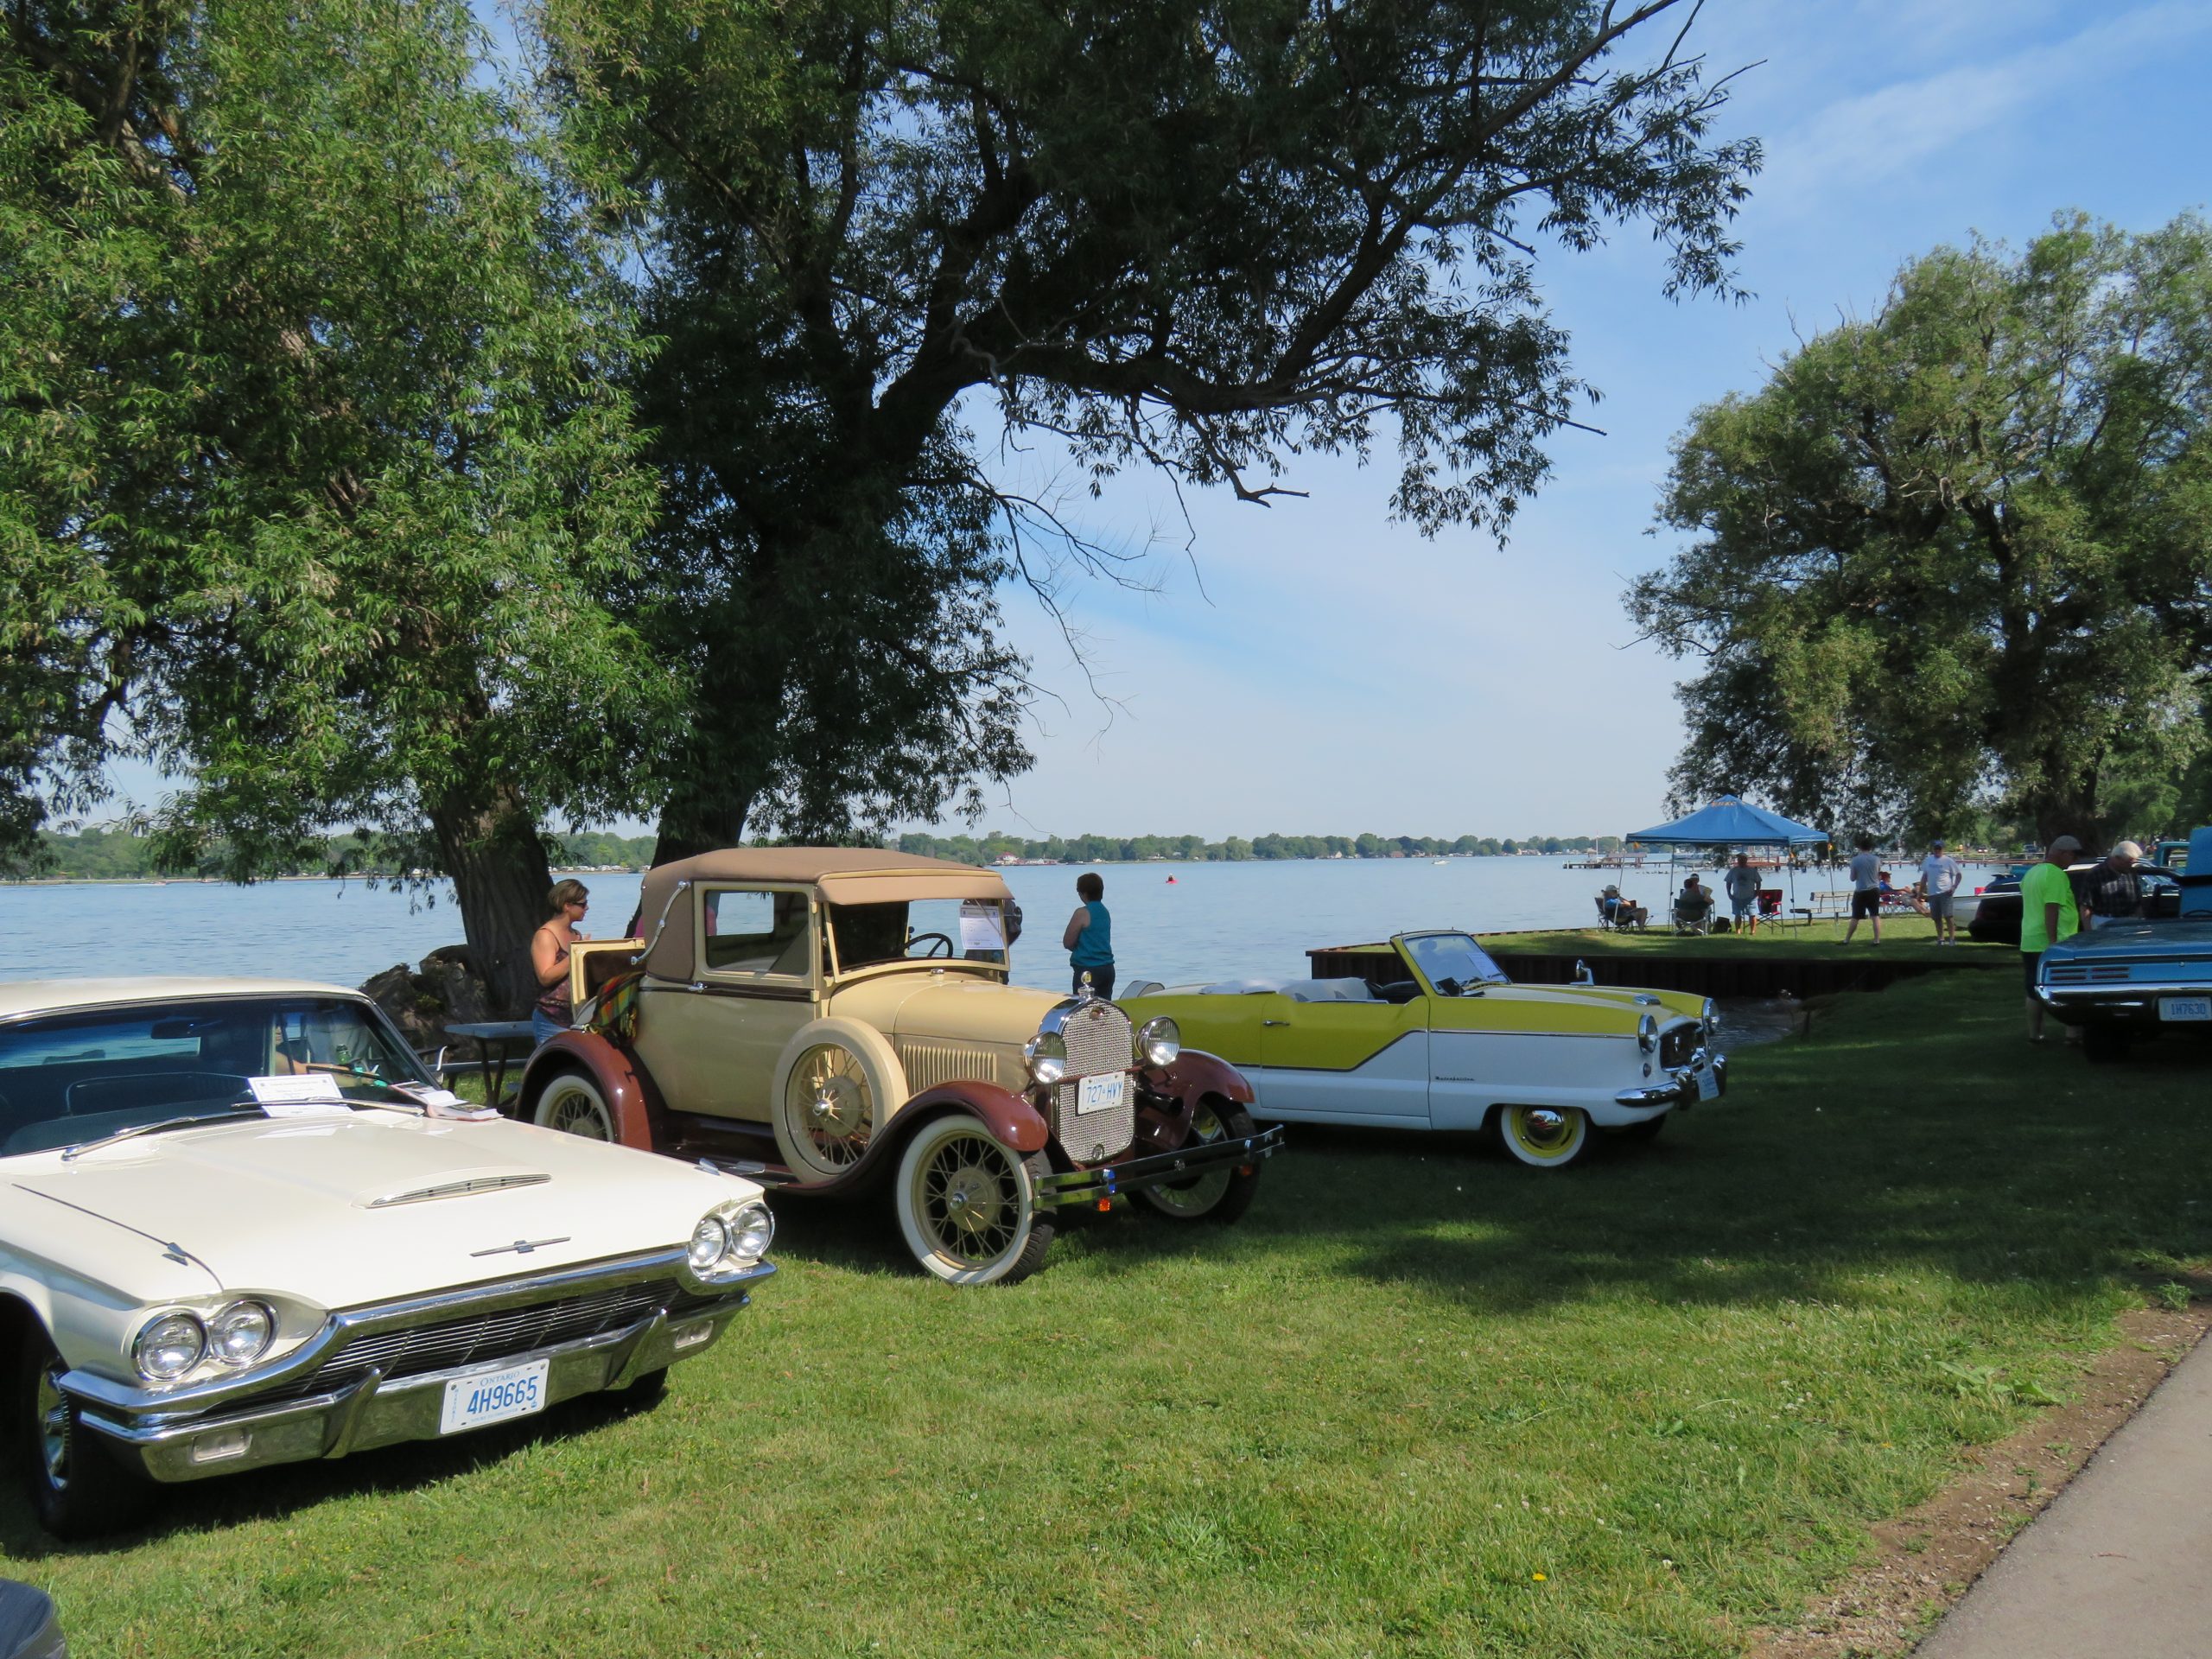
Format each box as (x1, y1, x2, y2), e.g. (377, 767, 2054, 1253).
(1198, 978, 1287, 995)
(1281, 978, 1378, 1003)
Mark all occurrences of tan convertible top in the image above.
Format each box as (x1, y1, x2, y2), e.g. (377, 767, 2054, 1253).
(636, 849, 1013, 980)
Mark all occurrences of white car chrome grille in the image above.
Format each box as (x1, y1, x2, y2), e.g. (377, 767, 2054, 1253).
(1052, 1000, 1135, 1162)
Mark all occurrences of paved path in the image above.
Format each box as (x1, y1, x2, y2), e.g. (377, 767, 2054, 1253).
(1915, 1330, 2212, 1658)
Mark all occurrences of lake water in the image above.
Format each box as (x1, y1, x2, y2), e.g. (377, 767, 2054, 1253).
(0, 855, 2009, 995)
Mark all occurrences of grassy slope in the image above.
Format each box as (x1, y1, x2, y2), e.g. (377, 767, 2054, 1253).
(10, 973, 2209, 1658)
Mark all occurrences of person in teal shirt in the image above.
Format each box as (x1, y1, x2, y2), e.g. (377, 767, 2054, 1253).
(1063, 872, 1115, 997)
(2019, 834, 2082, 1042)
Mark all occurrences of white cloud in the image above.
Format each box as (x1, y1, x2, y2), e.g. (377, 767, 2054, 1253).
(1758, 2, 2212, 207)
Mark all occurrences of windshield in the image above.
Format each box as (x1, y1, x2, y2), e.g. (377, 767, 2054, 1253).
(826, 899, 1011, 972)
(1400, 932, 1510, 994)
(0, 996, 429, 1157)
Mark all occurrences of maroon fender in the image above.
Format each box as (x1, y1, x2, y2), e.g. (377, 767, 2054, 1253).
(1142, 1049, 1255, 1109)
(899, 1081, 1050, 1154)
(519, 1030, 664, 1153)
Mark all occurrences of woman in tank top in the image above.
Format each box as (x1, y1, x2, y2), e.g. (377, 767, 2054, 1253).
(530, 880, 591, 1044)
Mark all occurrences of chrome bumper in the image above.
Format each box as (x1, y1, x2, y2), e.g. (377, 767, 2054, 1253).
(1615, 1051, 1727, 1109)
(2035, 981, 2212, 1025)
(67, 1253, 772, 1484)
(1033, 1124, 1284, 1209)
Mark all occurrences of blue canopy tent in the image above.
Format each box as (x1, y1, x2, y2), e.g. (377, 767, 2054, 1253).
(1622, 796, 1833, 923)
(1625, 797, 1830, 849)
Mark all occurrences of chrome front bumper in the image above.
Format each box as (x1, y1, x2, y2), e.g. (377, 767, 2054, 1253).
(2035, 981, 2212, 1027)
(1615, 1051, 1727, 1110)
(1033, 1124, 1285, 1209)
(66, 1251, 772, 1484)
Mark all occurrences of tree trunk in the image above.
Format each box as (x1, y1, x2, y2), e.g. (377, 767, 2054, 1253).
(428, 784, 555, 1017)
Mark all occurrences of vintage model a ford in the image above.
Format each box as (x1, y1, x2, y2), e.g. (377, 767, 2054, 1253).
(519, 850, 1281, 1285)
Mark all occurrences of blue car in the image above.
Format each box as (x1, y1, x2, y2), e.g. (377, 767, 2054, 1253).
(2037, 827, 2212, 1062)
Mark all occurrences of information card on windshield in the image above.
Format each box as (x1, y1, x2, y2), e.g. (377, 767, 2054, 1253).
(247, 1074, 352, 1116)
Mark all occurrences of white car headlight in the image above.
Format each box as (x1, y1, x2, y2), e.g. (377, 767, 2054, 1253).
(728, 1201, 775, 1263)
(209, 1300, 276, 1368)
(1135, 1016, 1180, 1068)
(135, 1311, 207, 1382)
(1025, 1031, 1068, 1086)
(1637, 1014, 1659, 1054)
(688, 1216, 729, 1271)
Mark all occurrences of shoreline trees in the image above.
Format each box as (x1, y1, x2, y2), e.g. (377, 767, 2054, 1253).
(1630, 214, 2212, 849)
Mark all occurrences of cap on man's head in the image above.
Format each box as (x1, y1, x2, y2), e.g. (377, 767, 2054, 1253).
(2049, 834, 2083, 855)
(1931, 839, 1946, 849)
(2114, 840, 2144, 860)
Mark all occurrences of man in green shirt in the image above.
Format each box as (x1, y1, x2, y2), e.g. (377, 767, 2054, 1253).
(2019, 835, 2082, 1042)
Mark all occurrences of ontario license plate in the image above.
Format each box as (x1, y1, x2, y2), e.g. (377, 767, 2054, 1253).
(2160, 997, 2212, 1022)
(1076, 1071, 1126, 1116)
(439, 1358, 550, 1434)
(1696, 1068, 1719, 1102)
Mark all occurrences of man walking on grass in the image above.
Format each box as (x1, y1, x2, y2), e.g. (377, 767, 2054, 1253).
(1840, 836, 1883, 944)
(2020, 836, 2082, 1042)
(1918, 839, 1964, 945)
(1724, 854, 1763, 936)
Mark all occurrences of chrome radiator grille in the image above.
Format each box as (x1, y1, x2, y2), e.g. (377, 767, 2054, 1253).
(894, 1039, 1020, 1093)
(253, 1280, 726, 1404)
(1052, 999, 1135, 1163)
(1660, 1025, 1699, 1070)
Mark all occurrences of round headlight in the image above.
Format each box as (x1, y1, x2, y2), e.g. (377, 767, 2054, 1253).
(1637, 1013, 1659, 1054)
(688, 1216, 729, 1270)
(1136, 1015, 1181, 1068)
(134, 1311, 207, 1382)
(728, 1201, 775, 1262)
(209, 1300, 275, 1368)
(1024, 1031, 1068, 1086)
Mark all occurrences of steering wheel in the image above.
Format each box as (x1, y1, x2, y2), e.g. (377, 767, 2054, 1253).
(905, 932, 956, 958)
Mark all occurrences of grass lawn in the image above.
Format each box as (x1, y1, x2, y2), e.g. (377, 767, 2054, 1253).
(1482, 915, 2012, 963)
(10, 974, 2210, 1657)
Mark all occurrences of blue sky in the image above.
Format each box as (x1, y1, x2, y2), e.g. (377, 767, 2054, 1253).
(948, 0, 2212, 842)
(90, 0, 2212, 845)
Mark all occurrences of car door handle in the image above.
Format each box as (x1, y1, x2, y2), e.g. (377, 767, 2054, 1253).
(1262, 1019, 1288, 1027)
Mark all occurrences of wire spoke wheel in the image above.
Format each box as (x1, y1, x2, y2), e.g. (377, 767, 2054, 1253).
(535, 1072, 615, 1141)
(893, 1114, 1053, 1286)
(1135, 1098, 1264, 1224)
(785, 1045, 874, 1172)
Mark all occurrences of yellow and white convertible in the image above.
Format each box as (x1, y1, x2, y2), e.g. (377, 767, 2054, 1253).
(1120, 931, 1726, 1169)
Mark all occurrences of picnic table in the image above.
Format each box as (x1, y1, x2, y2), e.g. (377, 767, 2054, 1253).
(442, 1020, 538, 1110)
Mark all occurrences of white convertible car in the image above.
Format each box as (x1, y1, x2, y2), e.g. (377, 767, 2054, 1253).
(0, 977, 775, 1537)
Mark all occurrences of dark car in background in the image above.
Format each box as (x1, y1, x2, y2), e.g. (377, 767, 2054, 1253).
(1967, 863, 2182, 946)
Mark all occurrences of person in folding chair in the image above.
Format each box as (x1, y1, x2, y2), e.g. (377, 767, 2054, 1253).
(1674, 874, 1716, 934)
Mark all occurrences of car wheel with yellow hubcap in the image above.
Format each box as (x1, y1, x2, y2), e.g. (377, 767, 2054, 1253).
(1495, 1104, 1591, 1169)
(893, 1114, 1055, 1286)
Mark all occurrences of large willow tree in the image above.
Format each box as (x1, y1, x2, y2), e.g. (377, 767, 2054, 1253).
(533, 0, 1763, 860)
(1630, 214, 2212, 846)
(3, 0, 664, 1009)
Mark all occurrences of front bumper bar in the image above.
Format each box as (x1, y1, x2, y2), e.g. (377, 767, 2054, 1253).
(1615, 1051, 1727, 1110)
(2035, 982, 2212, 1028)
(1034, 1125, 1285, 1209)
(68, 1257, 772, 1484)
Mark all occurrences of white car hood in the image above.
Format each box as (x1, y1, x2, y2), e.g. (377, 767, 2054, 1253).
(11, 1109, 759, 1310)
